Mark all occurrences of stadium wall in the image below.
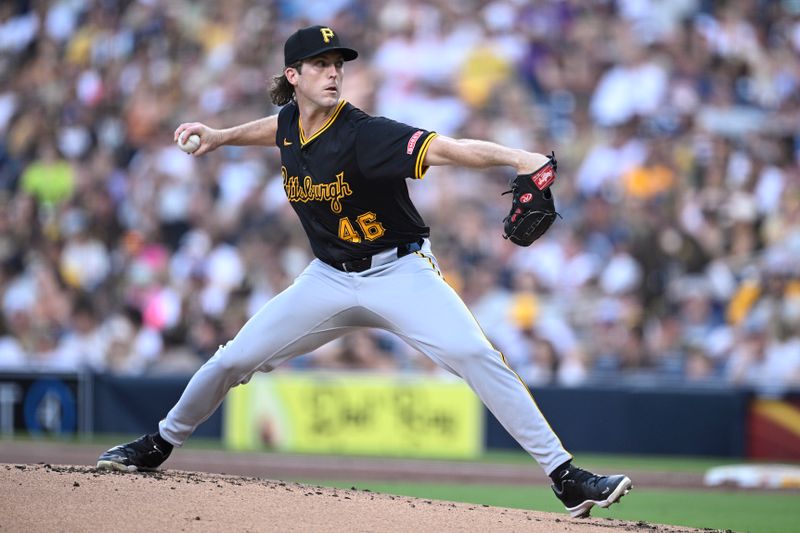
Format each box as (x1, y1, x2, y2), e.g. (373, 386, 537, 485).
(486, 385, 750, 457)
(3, 372, 798, 459)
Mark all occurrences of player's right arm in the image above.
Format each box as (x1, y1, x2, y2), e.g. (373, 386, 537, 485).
(173, 115, 279, 156)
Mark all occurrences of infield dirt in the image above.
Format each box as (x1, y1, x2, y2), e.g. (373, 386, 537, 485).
(0, 439, 719, 532)
(1, 462, 710, 533)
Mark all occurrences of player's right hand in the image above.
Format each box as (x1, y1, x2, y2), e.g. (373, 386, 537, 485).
(174, 122, 223, 157)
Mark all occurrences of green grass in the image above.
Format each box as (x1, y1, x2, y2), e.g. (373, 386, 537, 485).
(13, 434, 797, 473)
(6, 433, 227, 451)
(65, 434, 793, 474)
(294, 480, 799, 533)
(478, 449, 759, 473)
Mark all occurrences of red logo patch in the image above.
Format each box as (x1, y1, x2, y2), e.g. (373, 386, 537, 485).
(520, 193, 533, 203)
(407, 130, 424, 155)
(532, 166, 555, 190)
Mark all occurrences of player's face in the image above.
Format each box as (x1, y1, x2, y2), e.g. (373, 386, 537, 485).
(292, 52, 345, 109)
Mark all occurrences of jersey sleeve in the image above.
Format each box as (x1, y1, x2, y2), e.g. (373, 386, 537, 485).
(275, 103, 296, 145)
(355, 116, 437, 180)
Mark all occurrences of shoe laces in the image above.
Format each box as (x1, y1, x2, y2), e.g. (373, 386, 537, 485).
(129, 435, 161, 454)
(561, 466, 600, 488)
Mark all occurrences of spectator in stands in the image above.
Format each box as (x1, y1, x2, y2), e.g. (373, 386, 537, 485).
(0, 314, 26, 369)
(0, 0, 799, 393)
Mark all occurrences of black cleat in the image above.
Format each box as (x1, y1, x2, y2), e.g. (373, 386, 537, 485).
(551, 466, 633, 518)
(96, 433, 172, 472)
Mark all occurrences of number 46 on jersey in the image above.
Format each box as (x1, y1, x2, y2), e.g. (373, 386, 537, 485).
(339, 212, 385, 243)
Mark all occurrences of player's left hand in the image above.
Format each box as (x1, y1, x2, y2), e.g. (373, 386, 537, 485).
(502, 151, 560, 246)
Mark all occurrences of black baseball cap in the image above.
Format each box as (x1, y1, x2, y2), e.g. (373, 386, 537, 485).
(284, 25, 358, 66)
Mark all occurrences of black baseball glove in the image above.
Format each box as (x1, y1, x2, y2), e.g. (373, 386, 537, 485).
(502, 151, 560, 246)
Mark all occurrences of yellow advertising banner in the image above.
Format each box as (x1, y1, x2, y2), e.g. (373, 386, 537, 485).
(224, 372, 483, 459)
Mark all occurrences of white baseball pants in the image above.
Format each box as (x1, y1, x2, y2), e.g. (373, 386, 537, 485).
(159, 239, 571, 475)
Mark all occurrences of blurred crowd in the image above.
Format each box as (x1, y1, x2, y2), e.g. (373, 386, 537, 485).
(1, 0, 800, 394)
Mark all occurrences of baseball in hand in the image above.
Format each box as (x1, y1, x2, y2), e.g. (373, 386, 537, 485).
(177, 133, 201, 153)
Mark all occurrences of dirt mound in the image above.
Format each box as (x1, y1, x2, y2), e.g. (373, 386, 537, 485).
(2, 464, 705, 532)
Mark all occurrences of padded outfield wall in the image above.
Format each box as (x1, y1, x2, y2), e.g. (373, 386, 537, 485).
(1, 372, 798, 460)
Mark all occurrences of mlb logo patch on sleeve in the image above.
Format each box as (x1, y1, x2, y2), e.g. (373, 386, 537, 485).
(407, 131, 424, 155)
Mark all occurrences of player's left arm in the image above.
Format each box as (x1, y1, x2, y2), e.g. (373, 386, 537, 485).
(423, 135, 550, 175)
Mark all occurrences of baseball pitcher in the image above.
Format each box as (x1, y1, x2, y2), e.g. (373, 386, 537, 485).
(97, 25, 632, 518)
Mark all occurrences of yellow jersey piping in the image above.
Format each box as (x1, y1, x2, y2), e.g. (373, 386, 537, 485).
(463, 302, 569, 453)
(497, 347, 567, 452)
(414, 132, 438, 179)
(409, 247, 569, 458)
(299, 100, 347, 146)
(414, 250, 442, 277)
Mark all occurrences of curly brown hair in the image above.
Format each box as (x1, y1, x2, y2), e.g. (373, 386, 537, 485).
(269, 62, 302, 106)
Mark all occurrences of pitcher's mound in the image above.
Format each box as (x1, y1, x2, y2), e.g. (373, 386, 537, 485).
(2, 464, 702, 532)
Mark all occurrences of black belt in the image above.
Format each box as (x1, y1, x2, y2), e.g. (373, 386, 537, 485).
(324, 239, 424, 273)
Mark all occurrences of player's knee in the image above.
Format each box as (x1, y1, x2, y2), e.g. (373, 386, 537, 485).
(211, 341, 254, 375)
(211, 340, 277, 379)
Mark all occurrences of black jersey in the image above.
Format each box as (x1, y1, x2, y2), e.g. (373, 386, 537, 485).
(276, 100, 438, 264)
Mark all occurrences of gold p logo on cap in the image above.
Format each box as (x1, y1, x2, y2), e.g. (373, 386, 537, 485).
(320, 27, 335, 43)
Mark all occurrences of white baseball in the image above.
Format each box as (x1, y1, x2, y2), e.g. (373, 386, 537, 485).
(177, 133, 201, 153)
